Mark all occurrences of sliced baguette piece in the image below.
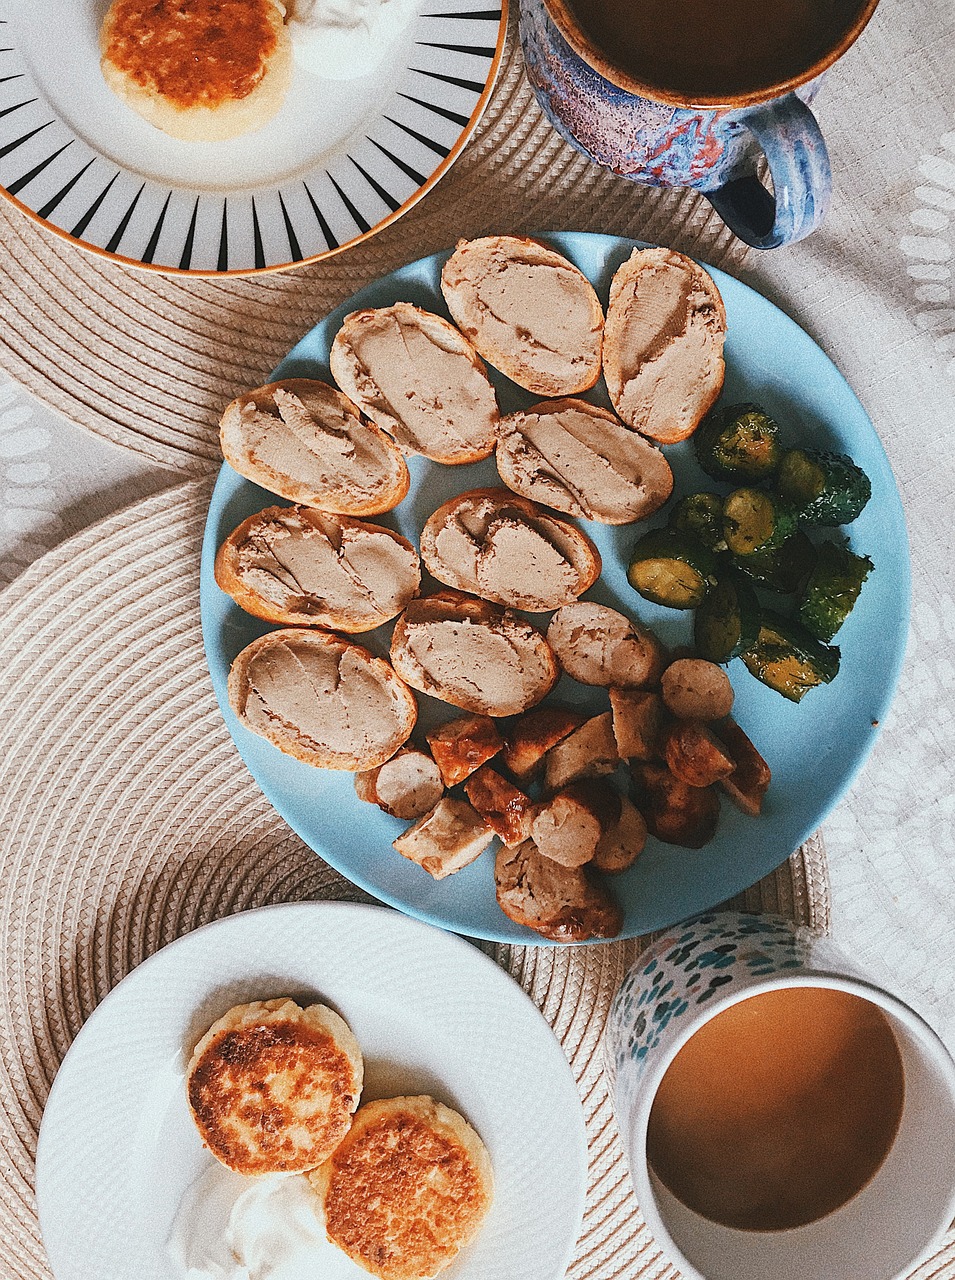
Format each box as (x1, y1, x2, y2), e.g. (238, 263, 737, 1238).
(496, 398, 673, 525)
(441, 236, 603, 396)
(215, 505, 420, 632)
(604, 247, 727, 444)
(329, 303, 499, 465)
(495, 840, 623, 942)
(420, 487, 600, 612)
(220, 379, 409, 515)
(393, 797, 494, 879)
(547, 602, 666, 688)
(390, 590, 559, 717)
(354, 748, 444, 821)
(228, 628, 417, 771)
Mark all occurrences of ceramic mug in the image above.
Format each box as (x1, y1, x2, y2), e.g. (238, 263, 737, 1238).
(518, 0, 880, 248)
(605, 912, 955, 1280)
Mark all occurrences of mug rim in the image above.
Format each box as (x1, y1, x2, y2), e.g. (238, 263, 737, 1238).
(540, 0, 881, 108)
(623, 971, 955, 1280)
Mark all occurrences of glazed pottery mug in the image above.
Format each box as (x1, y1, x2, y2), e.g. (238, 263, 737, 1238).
(605, 912, 955, 1280)
(519, 0, 880, 248)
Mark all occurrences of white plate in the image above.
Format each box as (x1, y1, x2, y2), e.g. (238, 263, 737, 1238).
(0, 0, 505, 273)
(35, 902, 587, 1280)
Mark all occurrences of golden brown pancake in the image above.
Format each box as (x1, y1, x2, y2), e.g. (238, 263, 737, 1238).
(100, 0, 292, 141)
(186, 998, 363, 1174)
(310, 1095, 494, 1280)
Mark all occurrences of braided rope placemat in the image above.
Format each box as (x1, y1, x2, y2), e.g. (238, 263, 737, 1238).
(0, 480, 830, 1280)
(0, 9, 746, 474)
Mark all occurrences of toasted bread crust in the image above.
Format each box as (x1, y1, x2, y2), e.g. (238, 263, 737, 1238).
(228, 628, 417, 770)
(187, 999, 362, 1175)
(390, 591, 559, 717)
(311, 1096, 493, 1280)
(604, 247, 726, 444)
(329, 304, 499, 465)
(420, 487, 600, 612)
(441, 236, 604, 396)
(214, 505, 420, 632)
(220, 379, 410, 516)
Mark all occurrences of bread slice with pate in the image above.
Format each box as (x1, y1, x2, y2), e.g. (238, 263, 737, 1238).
(440, 236, 604, 396)
(228, 628, 417, 771)
(603, 247, 727, 444)
(220, 379, 409, 516)
(419, 487, 600, 612)
(329, 302, 499, 464)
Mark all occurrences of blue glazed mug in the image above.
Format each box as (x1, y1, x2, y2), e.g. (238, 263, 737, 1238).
(605, 912, 955, 1280)
(519, 0, 880, 248)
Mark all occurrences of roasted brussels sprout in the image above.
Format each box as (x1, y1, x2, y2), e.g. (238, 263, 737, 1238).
(798, 540, 873, 641)
(627, 528, 717, 610)
(741, 612, 841, 702)
(694, 402, 783, 482)
(777, 448, 871, 525)
(668, 492, 726, 552)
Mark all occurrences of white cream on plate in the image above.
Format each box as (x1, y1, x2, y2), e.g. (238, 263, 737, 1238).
(287, 0, 419, 80)
(168, 1163, 366, 1280)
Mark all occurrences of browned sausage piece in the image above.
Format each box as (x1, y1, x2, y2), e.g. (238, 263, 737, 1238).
(354, 748, 444, 820)
(660, 659, 734, 721)
(530, 780, 621, 868)
(426, 714, 504, 787)
(609, 687, 666, 761)
(463, 766, 534, 847)
(592, 796, 647, 873)
(663, 721, 737, 789)
(393, 797, 494, 879)
(711, 718, 772, 816)
(501, 706, 586, 782)
(495, 840, 623, 942)
(543, 712, 619, 792)
(631, 762, 720, 848)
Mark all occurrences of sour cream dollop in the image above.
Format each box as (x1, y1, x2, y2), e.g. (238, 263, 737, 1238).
(287, 0, 419, 80)
(167, 1163, 366, 1280)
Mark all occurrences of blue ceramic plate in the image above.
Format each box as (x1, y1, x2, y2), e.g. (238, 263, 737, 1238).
(200, 231, 910, 943)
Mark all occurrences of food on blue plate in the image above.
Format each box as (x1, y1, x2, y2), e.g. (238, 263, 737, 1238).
(530, 779, 621, 868)
(354, 748, 444, 821)
(500, 705, 586, 783)
(592, 796, 647, 874)
(425, 713, 504, 788)
(390, 591, 559, 717)
(735, 530, 817, 595)
(631, 760, 721, 849)
(100, 0, 292, 141)
(668, 490, 727, 551)
(609, 687, 665, 761)
(603, 247, 726, 444)
(693, 402, 783, 481)
(546, 601, 666, 688)
(777, 447, 872, 526)
(711, 718, 772, 816)
(220, 379, 410, 515)
(420, 487, 600, 612)
(627, 526, 718, 609)
(663, 720, 737, 789)
(309, 1095, 494, 1280)
(798, 539, 874, 641)
(660, 658, 734, 722)
(693, 574, 761, 663)
(329, 303, 499, 465)
(542, 712, 619, 792)
(740, 612, 841, 702)
(463, 766, 534, 847)
(228, 628, 417, 769)
(722, 487, 799, 556)
(392, 797, 495, 879)
(494, 839, 623, 942)
(215, 505, 420, 631)
(495, 398, 673, 525)
(186, 998, 363, 1175)
(440, 236, 604, 396)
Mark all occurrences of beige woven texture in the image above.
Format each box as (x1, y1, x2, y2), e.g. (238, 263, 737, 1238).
(0, 8, 746, 474)
(0, 480, 836, 1280)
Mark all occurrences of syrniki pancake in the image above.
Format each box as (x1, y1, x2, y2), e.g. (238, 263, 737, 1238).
(309, 1095, 494, 1280)
(186, 998, 363, 1175)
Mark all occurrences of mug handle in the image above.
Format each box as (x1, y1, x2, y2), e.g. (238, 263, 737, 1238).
(705, 94, 832, 249)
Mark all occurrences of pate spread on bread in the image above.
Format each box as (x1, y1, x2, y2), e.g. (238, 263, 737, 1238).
(220, 379, 410, 515)
(228, 628, 417, 770)
(215, 505, 420, 632)
(329, 303, 499, 464)
(496, 397, 673, 524)
(420, 487, 600, 612)
(100, 0, 291, 141)
(440, 236, 604, 396)
(604, 247, 727, 443)
(390, 590, 559, 717)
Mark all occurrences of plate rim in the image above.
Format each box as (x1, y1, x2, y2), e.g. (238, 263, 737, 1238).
(35, 898, 589, 1280)
(0, 0, 509, 277)
(199, 230, 912, 944)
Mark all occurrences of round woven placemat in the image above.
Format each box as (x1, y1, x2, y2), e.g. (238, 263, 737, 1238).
(0, 480, 831, 1280)
(0, 10, 746, 475)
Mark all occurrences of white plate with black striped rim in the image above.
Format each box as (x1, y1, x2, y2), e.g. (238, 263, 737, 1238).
(0, 0, 506, 275)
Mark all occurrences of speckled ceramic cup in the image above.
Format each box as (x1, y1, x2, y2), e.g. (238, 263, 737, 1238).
(519, 0, 880, 248)
(605, 912, 955, 1280)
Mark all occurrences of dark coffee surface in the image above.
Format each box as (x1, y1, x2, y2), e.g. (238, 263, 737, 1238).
(565, 0, 864, 99)
(647, 986, 905, 1232)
